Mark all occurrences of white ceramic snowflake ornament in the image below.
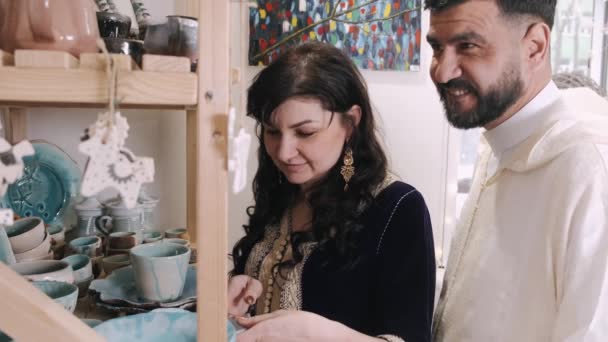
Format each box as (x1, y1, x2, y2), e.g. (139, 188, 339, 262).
(0, 135, 35, 198)
(79, 111, 155, 208)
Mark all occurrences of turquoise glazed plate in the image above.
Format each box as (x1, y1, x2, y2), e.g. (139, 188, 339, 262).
(1, 140, 80, 226)
(94, 308, 238, 342)
(89, 264, 197, 308)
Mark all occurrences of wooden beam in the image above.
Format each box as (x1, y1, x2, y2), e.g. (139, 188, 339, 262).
(0, 262, 104, 342)
(0, 68, 197, 107)
(195, 0, 230, 340)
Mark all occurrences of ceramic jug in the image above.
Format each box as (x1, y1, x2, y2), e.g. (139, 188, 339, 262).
(0, 0, 100, 56)
(96, 198, 144, 244)
(68, 197, 104, 242)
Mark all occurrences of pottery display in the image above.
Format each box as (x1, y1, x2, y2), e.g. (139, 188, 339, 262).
(0, 0, 100, 56)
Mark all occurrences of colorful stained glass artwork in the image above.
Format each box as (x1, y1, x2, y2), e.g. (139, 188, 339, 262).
(249, 0, 422, 71)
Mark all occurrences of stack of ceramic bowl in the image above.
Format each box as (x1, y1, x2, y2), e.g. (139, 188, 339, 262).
(62, 254, 94, 298)
(6, 217, 54, 263)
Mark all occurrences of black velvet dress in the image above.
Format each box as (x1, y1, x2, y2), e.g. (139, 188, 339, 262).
(245, 181, 436, 342)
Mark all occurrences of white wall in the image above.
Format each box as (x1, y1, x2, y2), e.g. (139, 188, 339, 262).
(24, 2, 450, 261)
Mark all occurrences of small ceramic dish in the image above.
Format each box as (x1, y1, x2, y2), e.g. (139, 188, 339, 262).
(89, 264, 197, 308)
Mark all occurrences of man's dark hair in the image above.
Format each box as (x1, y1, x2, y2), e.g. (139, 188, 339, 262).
(424, 0, 558, 29)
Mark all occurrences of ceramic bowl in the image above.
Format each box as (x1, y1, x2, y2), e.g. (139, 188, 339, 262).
(94, 308, 238, 342)
(6, 217, 46, 254)
(47, 224, 65, 246)
(101, 254, 131, 275)
(11, 260, 74, 283)
(143, 231, 163, 244)
(32, 281, 78, 313)
(164, 238, 190, 248)
(75, 275, 94, 298)
(14, 231, 52, 262)
(69, 236, 102, 258)
(107, 231, 138, 250)
(164, 228, 189, 240)
(61, 254, 92, 283)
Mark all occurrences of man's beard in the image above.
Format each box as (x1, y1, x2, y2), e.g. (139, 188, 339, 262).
(437, 68, 524, 129)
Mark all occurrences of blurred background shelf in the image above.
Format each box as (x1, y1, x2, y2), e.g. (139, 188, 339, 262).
(0, 66, 197, 109)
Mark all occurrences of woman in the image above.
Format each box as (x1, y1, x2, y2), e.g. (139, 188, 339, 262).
(229, 42, 436, 342)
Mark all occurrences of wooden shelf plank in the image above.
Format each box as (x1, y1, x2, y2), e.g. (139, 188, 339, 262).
(0, 67, 197, 109)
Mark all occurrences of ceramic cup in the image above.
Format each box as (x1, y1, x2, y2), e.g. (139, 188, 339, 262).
(68, 236, 102, 258)
(101, 254, 131, 275)
(11, 260, 74, 283)
(130, 243, 191, 302)
(6, 217, 46, 254)
(32, 280, 79, 313)
(61, 254, 92, 283)
(164, 228, 189, 240)
(107, 231, 139, 250)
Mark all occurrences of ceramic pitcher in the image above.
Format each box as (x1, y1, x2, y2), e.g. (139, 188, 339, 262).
(96, 198, 144, 243)
(68, 197, 104, 242)
(0, 0, 100, 56)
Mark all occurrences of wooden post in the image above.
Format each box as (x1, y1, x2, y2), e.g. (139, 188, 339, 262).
(4, 107, 27, 144)
(0, 262, 104, 342)
(192, 0, 230, 341)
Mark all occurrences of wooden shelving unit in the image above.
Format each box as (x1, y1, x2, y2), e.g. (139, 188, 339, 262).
(0, 1, 230, 341)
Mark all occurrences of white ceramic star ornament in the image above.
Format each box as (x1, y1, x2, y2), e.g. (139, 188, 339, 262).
(79, 111, 155, 208)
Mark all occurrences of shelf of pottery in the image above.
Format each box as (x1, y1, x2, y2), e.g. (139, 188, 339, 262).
(0, 0, 230, 341)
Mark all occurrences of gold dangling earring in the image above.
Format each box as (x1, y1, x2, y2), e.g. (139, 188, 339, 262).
(340, 147, 355, 191)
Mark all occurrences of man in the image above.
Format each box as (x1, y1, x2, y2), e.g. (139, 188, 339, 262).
(425, 0, 608, 341)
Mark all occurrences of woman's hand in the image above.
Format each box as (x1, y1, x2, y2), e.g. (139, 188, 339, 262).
(228, 275, 263, 317)
(235, 310, 382, 342)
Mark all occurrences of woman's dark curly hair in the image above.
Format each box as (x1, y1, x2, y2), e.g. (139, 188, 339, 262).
(231, 42, 388, 275)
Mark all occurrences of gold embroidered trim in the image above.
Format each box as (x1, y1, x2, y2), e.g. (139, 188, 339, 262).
(244, 224, 280, 278)
(377, 334, 405, 342)
(280, 242, 317, 310)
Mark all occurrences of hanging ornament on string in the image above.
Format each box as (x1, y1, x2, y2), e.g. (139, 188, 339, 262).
(227, 107, 252, 194)
(0, 120, 35, 225)
(78, 40, 155, 208)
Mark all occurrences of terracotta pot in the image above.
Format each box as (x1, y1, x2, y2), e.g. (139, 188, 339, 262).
(0, 0, 100, 56)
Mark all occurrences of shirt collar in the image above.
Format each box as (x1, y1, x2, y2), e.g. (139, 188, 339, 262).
(483, 81, 560, 158)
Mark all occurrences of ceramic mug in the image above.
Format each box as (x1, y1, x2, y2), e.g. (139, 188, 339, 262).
(61, 254, 93, 283)
(96, 215, 144, 244)
(107, 231, 139, 250)
(130, 243, 191, 302)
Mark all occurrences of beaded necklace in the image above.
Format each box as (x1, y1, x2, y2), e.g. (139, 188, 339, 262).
(261, 208, 293, 314)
